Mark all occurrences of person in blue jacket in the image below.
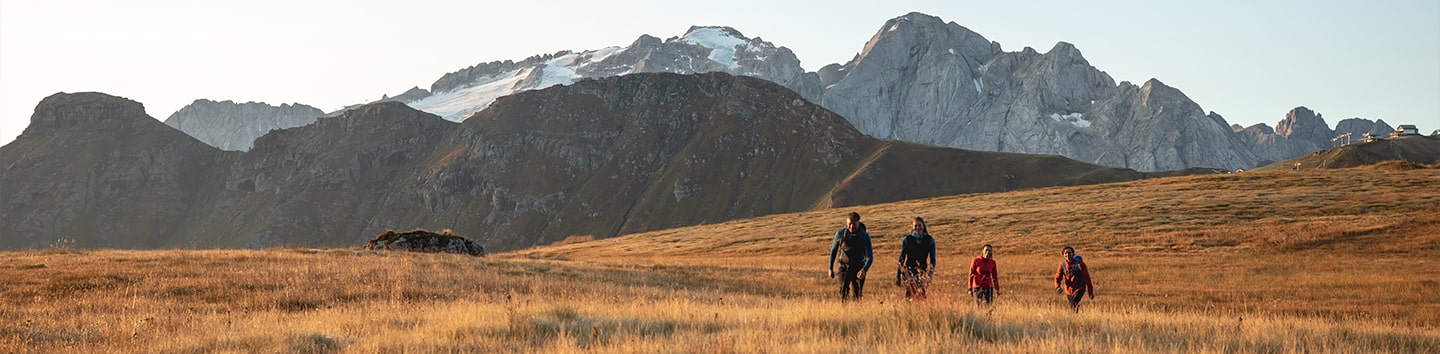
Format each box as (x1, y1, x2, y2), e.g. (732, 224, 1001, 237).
(829, 211, 873, 301)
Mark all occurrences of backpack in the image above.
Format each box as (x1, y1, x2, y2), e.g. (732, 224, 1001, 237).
(1062, 254, 1084, 276)
(838, 228, 868, 266)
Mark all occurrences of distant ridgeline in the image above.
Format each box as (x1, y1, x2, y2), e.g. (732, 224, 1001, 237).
(1, 73, 1217, 252)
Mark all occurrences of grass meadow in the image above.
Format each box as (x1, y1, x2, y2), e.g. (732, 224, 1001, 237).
(3, 167, 1438, 353)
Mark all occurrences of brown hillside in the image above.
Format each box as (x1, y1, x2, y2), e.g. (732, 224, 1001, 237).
(1261, 135, 1440, 171)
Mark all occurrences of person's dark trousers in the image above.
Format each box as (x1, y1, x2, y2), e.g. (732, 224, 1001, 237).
(1067, 289, 1087, 311)
(973, 288, 994, 305)
(839, 265, 864, 300)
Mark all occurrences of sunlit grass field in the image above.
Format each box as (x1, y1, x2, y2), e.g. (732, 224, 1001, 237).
(3, 167, 1438, 352)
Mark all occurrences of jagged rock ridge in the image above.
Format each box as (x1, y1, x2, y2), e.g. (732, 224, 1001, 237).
(818, 12, 1264, 172)
(164, 99, 325, 151)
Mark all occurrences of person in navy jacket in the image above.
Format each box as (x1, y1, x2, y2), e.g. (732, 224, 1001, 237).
(829, 212, 873, 301)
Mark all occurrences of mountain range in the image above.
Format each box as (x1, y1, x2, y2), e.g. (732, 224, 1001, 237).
(164, 12, 1398, 172)
(0, 73, 1210, 251)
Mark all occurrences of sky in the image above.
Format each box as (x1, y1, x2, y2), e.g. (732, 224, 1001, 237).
(2, 0, 1437, 146)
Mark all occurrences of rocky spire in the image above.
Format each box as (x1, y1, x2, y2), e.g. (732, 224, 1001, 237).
(1274, 106, 1334, 141)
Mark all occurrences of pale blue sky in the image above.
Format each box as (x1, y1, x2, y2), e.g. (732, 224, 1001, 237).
(2, 0, 1437, 146)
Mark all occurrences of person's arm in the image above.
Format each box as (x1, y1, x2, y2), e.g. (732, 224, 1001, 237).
(1081, 262, 1094, 296)
(861, 233, 874, 271)
(927, 238, 937, 271)
(967, 258, 978, 288)
(989, 259, 999, 291)
(1054, 262, 1064, 292)
(828, 230, 840, 272)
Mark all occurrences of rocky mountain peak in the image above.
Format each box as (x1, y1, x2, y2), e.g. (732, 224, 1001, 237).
(1334, 117, 1394, 137)
(1045, 41, 1084, 61)
(681, 26, 746, 40)
(886, 11, 958, 33)
(1138, 79, 1194, 108)
(1246, 123, 1276, 134)
(898, 11, 943, 21)
(24, 92, 149, 135)
(164, 99, 325, 151)
(630, 34, 662, 47)
(859, 12, 998, 63)
(2, 92, 231, 249)
(382, 86, 432, 103)
(1275, 106, 1333, 140)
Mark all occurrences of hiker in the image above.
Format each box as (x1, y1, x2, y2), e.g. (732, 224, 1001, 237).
(967, 244, 1000, 306)
(896, 217, 936, 300)
(1054, 246, 1094, 312)
(828, 212, 873, 301)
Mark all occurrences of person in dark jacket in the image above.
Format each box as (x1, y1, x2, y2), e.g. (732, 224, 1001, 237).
(897, 217, 936, 299)
(967, 244, 1000, 306)
(1054, 246, 1094, 312)
(828, 212, 873, 301)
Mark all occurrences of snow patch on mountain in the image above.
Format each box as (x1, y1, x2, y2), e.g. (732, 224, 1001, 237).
(1050, 112, 1090, 128)
(401, 46, 631, 121)
(679, 27, 752, 69)
(408, 68, 530, 120)
(536, 53, 583, 88)
(585, 46, 625, 64)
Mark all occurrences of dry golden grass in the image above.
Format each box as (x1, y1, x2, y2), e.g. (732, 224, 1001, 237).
(3, 168, 1438, 352)
(3, 250, 1436, 353)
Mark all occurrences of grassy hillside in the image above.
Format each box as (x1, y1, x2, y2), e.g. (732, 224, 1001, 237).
(3, 167, 1438, 352)
(528, 166, 1439, 259)
(1257, 135, 1440, 171)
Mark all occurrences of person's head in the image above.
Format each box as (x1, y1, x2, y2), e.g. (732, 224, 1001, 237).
(982, 244, 993, 259)
(1062, 246, 1075, 262)
(846, 212, 861, 233)
(911, 217, 927, 234)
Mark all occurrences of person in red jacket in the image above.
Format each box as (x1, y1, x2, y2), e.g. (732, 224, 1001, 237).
(1054, 246, 1094, 312)
(967, 244, 1000, 306)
